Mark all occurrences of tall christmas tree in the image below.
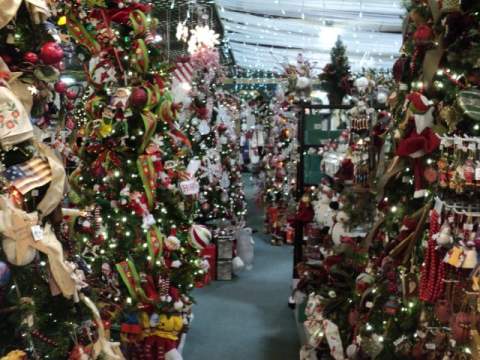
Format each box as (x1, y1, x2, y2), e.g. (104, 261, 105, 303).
(319, 38, 352, 106)
(301, 1, 480, 359)
(64, 1, 207, 358)
(0, 2, 121, 358)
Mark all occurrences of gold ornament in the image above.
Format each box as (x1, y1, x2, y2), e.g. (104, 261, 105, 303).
(439, 105, 459, 132)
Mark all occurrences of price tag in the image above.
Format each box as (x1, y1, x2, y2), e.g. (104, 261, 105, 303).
(475, 165, 480, 181)
(425, 343, 436, 350)
(31, 225, 44, 241)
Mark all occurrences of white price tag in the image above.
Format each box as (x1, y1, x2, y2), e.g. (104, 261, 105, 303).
(31, 225, 44, 241)
(475, 166, 480, 181)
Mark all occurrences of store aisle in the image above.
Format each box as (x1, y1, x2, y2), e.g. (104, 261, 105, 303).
(183, 175, 300, 360)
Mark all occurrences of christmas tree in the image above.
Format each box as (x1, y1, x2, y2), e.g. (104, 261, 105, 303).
(64, 1, 207, 358)
(319, 38, 352, 106)
(302, 1, 480, 359)
(174, 41, 246, 225)
(0, 2, 120, 358)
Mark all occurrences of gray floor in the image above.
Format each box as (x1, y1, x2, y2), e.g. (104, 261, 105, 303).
(183, 175, 300, 360)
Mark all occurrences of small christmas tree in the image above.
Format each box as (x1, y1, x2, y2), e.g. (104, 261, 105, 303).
(319, 38, 352, 106)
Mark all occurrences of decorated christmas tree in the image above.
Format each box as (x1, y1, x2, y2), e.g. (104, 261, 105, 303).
(64, 1, 207, 358)
(301, 1, 480, 359)
(319, 38, 352, 106)
(0, 1, 117, 358)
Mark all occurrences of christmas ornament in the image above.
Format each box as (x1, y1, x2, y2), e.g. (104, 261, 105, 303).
(189, 224, 211, 250)
(458, 89, 480, 122)
(54, 81, 67, 94)
(130, 87, 148, 108)
(39, 42, 64, 65)
(23, 52, 38, 64)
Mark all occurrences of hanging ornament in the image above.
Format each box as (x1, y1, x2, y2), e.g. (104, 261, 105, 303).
(189, 224, 212, 250)
(220, 172, 230, 189)
(39, 41, 64, 65)
(198, 119, 210, 135)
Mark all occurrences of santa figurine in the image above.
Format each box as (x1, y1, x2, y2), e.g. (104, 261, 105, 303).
(396, 92, 440, 198)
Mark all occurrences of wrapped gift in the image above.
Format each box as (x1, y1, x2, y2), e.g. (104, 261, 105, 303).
(196, 244, 216, 287)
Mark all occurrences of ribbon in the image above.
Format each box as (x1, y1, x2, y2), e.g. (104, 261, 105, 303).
(115, 258, 147, 302)
(132, 39, 149, 73)
(137, 154, 156, 209)
(129, 9, 148, 36)
(169, 128, 192, 149)
(139, 111, 157, 154)
(143, 82, 162, 110)
(147, 225, 164, 264)
(67, 13, 101, 55)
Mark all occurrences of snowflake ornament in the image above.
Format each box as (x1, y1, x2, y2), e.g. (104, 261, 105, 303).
(176, 21, 189, 42)
(187, 25, 220, 54)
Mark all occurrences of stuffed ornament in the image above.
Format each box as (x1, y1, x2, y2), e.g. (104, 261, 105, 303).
(397, 92, 440, 197)
(331, 211, 350, 245)
(235, 227, 254, 271)
(296, 195, 314, 223)
(313, 189, 335, 229)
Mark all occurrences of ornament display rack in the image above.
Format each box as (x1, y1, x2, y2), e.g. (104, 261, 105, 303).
(293, 102, 353, 279)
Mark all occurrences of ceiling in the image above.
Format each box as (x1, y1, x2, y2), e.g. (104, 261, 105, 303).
(214, 0, 405, 73)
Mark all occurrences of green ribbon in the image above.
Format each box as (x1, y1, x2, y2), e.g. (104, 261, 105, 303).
(138, 111, 157, 154)
(137, 154, 156, 210)
(67, 12, 101, 55)
(132, 39, 149, 73)
(129, 10, 148, 36)
(147, 225, 164, 264)
(116, 258, 148, 302)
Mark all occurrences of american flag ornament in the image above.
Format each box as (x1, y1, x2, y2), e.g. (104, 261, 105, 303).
(3, 157, 52, 195)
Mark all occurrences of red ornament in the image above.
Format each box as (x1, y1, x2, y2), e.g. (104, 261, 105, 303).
(39, 42, 64, 65)
(66, 89, 78, 100)
(23, 52, 38, 64)
(66, 102, 75, 111)
(413, 24, 434, 46)
(93, 234, 105, 245)
(54, 81, 67, 94)
(450, 312, 472, 343)
(55, 61, 66, 71)
(130, 87, 148, 108)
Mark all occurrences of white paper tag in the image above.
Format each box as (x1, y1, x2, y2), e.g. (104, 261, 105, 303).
(180, 179, 199, 195)
(31, 225, 44, 241)
(425, 343, 436, 350)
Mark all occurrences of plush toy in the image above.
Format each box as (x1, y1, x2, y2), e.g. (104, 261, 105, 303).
(140, 312, 184, 360)
(235, 227, 255, 271)
(331, 211, 350, 246)
(296, 194, 314, 223)
(312, 188, 335, 229)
